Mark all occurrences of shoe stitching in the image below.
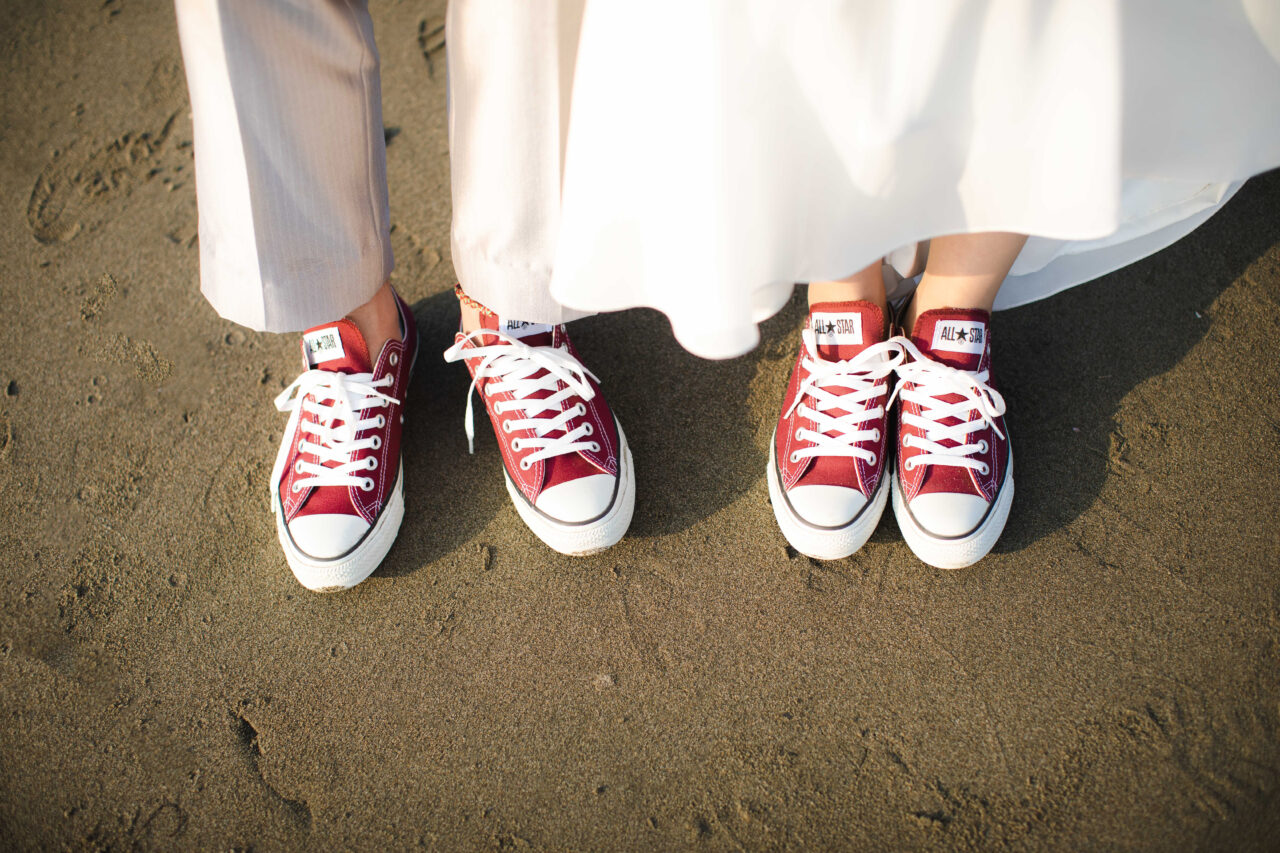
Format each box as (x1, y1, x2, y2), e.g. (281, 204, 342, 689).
(445, 328, 606, 499)
(894, 337, 1005, 504)
(782, 335, 900, 494)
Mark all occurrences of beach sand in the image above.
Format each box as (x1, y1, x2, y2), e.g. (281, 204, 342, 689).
(2, 2, 1279, 849)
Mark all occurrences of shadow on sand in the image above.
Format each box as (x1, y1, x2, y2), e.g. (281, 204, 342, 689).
(385, 171, 1278, 568)
(996, 170, 1280, 553)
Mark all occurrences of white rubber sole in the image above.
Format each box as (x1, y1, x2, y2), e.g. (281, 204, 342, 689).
(892, 451, 1014, 570)
(274, 463, 405, 592)
(766, 430, 889, 561)
(503, 422, 635, 556)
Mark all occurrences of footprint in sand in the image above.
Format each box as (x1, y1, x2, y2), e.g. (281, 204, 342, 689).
(1128, 689, 1280, 821)
(28, 109, 188, 245)
(417, 18, 446, 78)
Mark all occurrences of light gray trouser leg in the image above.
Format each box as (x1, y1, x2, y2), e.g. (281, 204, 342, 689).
(174, 0, 393, 333)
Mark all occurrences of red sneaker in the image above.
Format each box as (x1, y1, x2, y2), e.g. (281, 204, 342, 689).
(892, 308, 1012, 569)
(443, 290, 634, 555)
(768, 300, 903, 560)
(269, 289, 418, 591)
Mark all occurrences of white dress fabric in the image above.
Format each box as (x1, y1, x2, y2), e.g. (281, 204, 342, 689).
(549, 0, 1280, 359)
(446, 0, 592, 325)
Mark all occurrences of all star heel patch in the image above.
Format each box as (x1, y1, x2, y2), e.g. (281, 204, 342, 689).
(501, 319, 555, 339)
(810, 312, 864, 347)
(930, 320, 986, 354)
(303, 327, 347, 365)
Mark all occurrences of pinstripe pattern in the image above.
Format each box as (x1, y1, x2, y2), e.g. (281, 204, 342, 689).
(175, 0, 582, 332)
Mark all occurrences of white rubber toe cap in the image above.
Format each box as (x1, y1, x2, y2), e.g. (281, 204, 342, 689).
(287, 513, 371, 559)
(786, 484, 868, 528)
(909, 492, 990, 538)
(535, 474, 616, 523)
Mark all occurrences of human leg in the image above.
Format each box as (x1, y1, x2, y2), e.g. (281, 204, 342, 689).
(174, 0, 394, 332)
(768, 260, 899, 559)
(904, 232, 1026, 332)
(442, 0, 633, 554)
(346, 281, 404, 365)
(175, 0, 413, 589)
(807, 260, 889, 320)
(893, 231, 1026, 569)
(446, 0, 588, 326)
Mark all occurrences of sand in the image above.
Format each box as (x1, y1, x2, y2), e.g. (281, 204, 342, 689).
(2, 2, 1280, 850)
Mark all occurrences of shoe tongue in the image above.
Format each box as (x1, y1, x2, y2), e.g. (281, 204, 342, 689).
(480, 312, 556, 348)
(911, 308, 989, 371)
(806, 300, 884, 361)
(301, 319, 372, 373)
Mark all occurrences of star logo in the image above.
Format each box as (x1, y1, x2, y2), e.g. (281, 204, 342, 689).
(824, 322, 835, 334)
(956, 329, 968, 341)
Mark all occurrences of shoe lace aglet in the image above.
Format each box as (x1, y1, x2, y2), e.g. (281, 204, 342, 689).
(463, 384, 477, 455)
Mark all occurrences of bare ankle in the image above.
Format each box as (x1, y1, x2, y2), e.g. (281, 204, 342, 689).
(345, 280, 402, 359)
(455, 284, 495, 334)
(906, 287, 995, 336)
(807, 261, 889, 322)
(460, 302, 484, 334)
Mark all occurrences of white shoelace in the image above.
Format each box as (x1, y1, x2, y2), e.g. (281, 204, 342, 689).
(270, 369, 400, 496)
(892, 338, 1006, 475)
(785, 334, 905, 466)
(443, 329, 601, 469)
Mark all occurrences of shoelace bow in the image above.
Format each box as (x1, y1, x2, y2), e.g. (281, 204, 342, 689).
(270, 369, 400, 495)
(786, 335, 905, 465)
(891, 337, 1006, 475)
(443, 329, 601, 468)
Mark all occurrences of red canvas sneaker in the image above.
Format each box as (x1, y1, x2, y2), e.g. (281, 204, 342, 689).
(892, 308, 1012, 569)
(768, 300, 904, 560)
(442, 288, 634, 555)
(269, 289, 418, 591)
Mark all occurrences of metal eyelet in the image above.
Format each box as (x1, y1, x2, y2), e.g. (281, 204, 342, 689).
(978, 440, 988, 453)
(583, 423, 593, 436)
(978, 463, 990, 476)
(868, 452, 878, 466)
(520, 459, 532, 471)
(789, 452, 800, 463)
(588, 442, 600, 452)
(366, 457, 378, 470)
(502, 420, 513, 433)
(576, 403, 586, 416)
(389, 352, 399, 366)
(794, 428, 803, 440)
(511, 438, 522, 451)
(370, 436, 382, 449)
(376, 415, 386, 428)
(361, 478, 375, 491)
(291, 482, 303, 493)
(872, 428, 881, 441)
(294, 461, 304, 474)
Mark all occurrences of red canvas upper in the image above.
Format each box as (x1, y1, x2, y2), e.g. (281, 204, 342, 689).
(278, 292, 418, 524)
(775, 300, 889, 498)
(455, 311, 619, 504)
(897, 308, 1007, 503)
